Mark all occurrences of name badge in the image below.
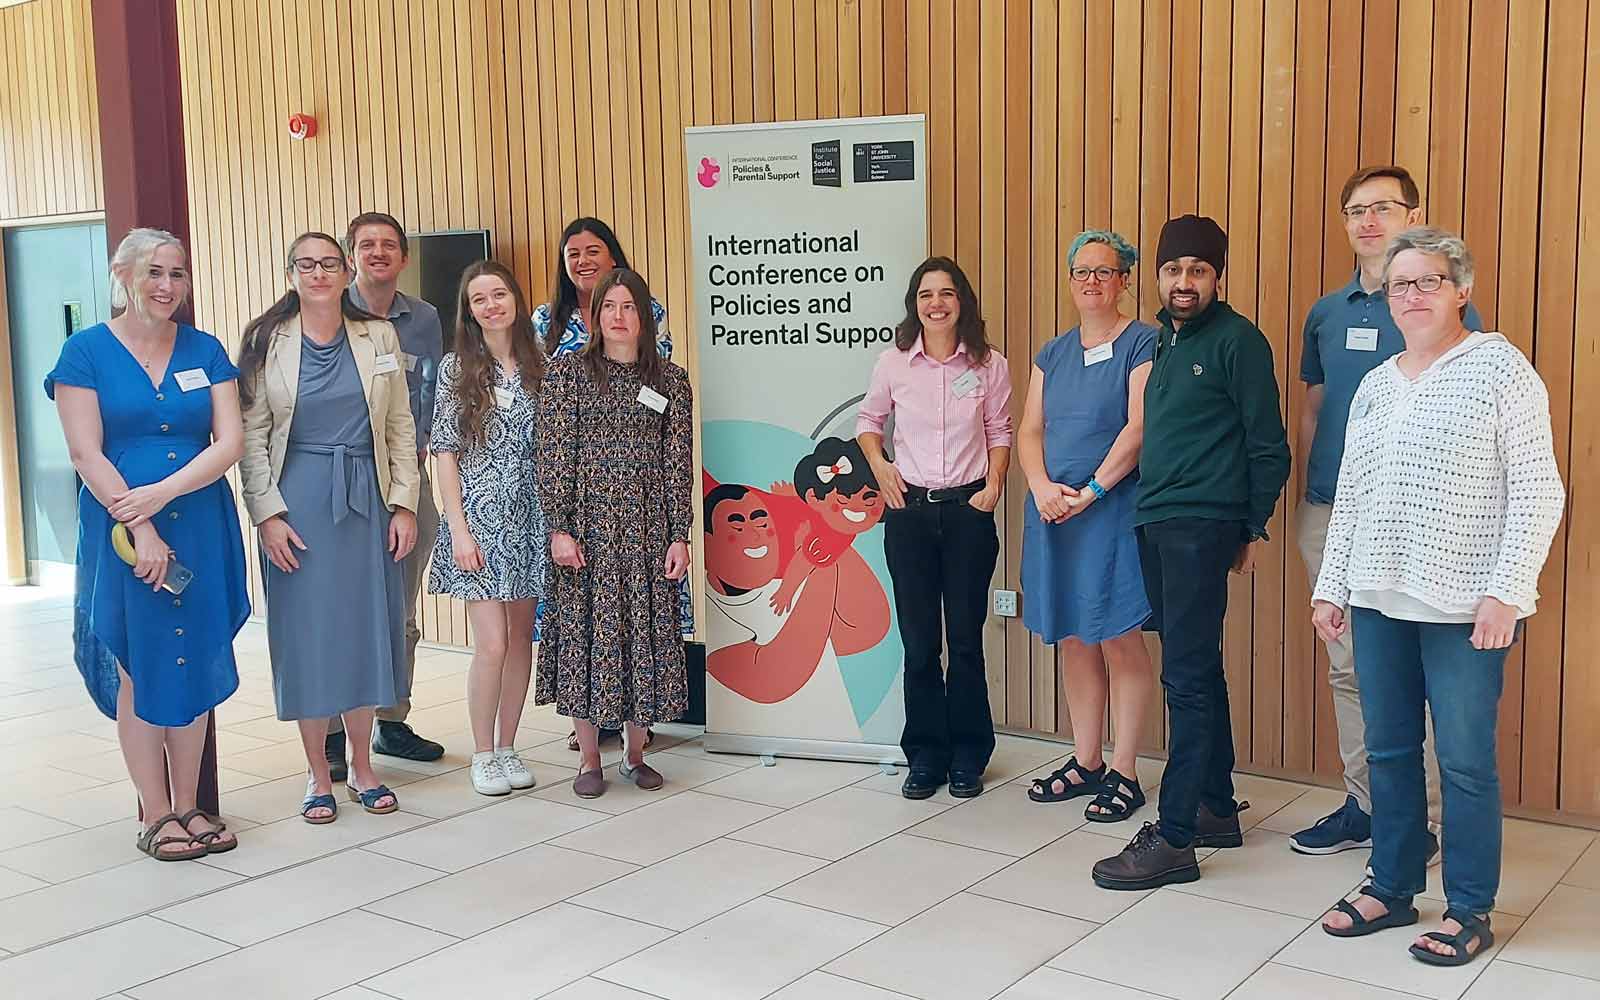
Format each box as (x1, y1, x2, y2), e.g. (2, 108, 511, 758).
(638, 385, 668, 413)
(373, 353, 400, 375)
(174, 368, 210, 392)
(401, 352, 419, 373)
(1083, 342, 1114, 366)
(1346, 327, 1380, 352)
(951, 369, 981, 398)
(494, 386, 515, 410)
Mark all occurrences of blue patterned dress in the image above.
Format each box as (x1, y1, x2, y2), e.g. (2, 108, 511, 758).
(532, 299, 693, 638)
(427, 354, 546, 601)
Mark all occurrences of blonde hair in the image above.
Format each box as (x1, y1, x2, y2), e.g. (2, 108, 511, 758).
(109, 228, 188, 319)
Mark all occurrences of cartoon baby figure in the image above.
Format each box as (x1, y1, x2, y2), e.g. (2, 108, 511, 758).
(765, 437, 885, 614)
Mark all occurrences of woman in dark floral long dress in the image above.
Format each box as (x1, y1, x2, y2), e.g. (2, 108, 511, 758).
(536, 268, 693, 799)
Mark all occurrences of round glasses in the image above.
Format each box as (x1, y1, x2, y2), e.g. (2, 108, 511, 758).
(1068, 266, 1125, 283)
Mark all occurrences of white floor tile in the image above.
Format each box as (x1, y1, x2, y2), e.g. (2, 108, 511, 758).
(17, 779, 139, 828)
(1497, 883, 1600, 981)
(907, 783, 1085, 857)
(0, 855, 242, 951)
(1464, 962, 1600, 999)
(543, 980, 672, 1000)
(1230, 773, 1315, 833)
(0, 805, 81, 851)
(772, 833, 1012, 925)
(768, 971, 920, 999)
(995, 967, 1168, 999)
(0, 864, 50, 899)
(531, 754, 745, 816)
(126, 909, 453, 1000)
(366, 795, 607, 872)
(365, 901, 672, 999)
(219, 739, 324, 781)
(0, 915, 234, 1000)
(156, 847, 442, 945)
(1566, 837, 1600, 890)
(365, 843, 637, 938)
(827, 892, 1096, 1000)
(968, 829, 1157, 923)
(696, 756, 879, 809)
(551, 790, 778, 866)
(574, 837, 825, 930)
(383, 764, 569, 819)
(1276, 898, 1525, 1000)
(598, 896, 885, 1000)
(1172, 828, 1370, 918)
(1228, 963, 1425, 999)
(196, 806, 429, 877)
(729, 787, 948, 861)
(0, 766, 112, 808)
(1051, 889, 1305, 1000)
(3, 819, 145, 883)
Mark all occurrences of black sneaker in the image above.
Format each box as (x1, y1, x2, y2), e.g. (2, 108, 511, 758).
(371, 721, 445, 762)
(1194, 800, 1249, 849)
(324, 730, 348, 783)
(1092, 822, 1201, 891)
(1291, 796, 1373, 856)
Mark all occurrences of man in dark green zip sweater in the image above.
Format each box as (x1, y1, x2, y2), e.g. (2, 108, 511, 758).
(1094, 214, 1291, 891)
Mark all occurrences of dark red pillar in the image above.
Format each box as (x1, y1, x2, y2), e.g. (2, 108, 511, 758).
(91, 0, 219, 817)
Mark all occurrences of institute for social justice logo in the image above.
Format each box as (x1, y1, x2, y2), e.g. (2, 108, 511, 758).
(696, 156, 722, 188)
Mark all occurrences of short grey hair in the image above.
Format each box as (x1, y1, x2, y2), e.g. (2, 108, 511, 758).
(109, 228, 188, 318)
(1383, 225, 1474, 292)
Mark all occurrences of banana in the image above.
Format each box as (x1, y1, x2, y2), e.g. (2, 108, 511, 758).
(111, 522, 138, 566)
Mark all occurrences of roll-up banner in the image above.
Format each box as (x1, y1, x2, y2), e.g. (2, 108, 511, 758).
(685, 115, 927, 764)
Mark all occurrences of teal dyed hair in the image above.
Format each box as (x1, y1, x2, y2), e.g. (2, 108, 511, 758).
(1067, 229, 1139, 272)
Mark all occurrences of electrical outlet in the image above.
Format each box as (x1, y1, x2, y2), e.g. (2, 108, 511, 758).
(993, 589, 1019, 618)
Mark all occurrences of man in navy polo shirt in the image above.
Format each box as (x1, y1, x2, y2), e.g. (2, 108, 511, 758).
(1293, 165, 1481, 861)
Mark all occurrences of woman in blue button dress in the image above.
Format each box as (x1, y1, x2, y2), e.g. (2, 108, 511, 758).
(1020, 231, 1159, 822)
(47, 228, 250, 861)
(532, 217, 685, 751)
(237, 232, 420, 824)
(428, 261, 547, 797)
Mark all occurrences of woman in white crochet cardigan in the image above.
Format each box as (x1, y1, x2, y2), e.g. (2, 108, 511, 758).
(1309, 227, 1564, 967)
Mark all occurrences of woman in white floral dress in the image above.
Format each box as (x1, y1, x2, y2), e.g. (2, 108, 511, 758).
(429, 261, 547, 796)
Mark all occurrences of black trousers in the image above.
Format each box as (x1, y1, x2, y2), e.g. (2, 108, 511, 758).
(883, 489, 999, 775)
(1138, 517, 1243, 847)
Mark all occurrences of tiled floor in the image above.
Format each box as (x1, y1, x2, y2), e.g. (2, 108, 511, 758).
(1, 584, 1596, 1000)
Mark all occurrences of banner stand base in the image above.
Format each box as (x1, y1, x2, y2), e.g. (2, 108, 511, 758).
(702, 732, 908, 767)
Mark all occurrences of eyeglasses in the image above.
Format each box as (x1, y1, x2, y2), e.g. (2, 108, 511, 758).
(1068, 266, 1124, 283)
(1342, 200, 1413, 221)
(1384, 273, 1451, 298)
(291, 256, 347, 274)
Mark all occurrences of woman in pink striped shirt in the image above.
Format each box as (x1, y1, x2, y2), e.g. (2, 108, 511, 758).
(857, 257, 1012, 800)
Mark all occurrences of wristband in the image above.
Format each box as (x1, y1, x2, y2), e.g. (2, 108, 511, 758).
(1086, 478, 1107, 500)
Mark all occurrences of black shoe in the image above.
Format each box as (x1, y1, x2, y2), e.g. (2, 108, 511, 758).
(948, 770, 984, 798)
(1092, 822, 1201, 891)
(1194, 800, 1250, 849)
(901, 770, 946, 800)
(324, 731, 348, 784)
(371, 721, 445, 762)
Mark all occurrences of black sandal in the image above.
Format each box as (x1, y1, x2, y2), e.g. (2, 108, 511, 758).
(1409, 909, 1493, 966)
(1322, 885, 1420, 938)
(1084, 769, 1145, 822)
(1027, 756, 1106, 803)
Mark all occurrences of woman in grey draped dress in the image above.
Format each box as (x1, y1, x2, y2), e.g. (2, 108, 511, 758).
(238, 232, 421, 824)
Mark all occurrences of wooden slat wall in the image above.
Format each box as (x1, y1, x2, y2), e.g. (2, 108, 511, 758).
(3, 0, 1597, 819)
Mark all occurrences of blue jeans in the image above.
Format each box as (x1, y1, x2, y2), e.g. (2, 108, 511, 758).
(1350, 607, 1508, 914)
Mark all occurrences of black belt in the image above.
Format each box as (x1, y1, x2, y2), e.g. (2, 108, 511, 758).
(902, 479, 985, 505)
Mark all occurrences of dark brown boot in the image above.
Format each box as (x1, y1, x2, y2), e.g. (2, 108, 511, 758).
(1194, 800, 1250, 849)
(1092, 822, 1200, 891)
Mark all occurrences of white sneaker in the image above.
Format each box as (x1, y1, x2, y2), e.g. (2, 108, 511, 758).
(496, 748, 537, 790)
(471, 752, 512, 796)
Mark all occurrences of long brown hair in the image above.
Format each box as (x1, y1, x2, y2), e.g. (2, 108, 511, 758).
(579, 268, 666, 392)
(237, 232, 379, 407)
(452, 260, 544, 447)
(894, 256, 991, 365)
(543, 217, 633, 354)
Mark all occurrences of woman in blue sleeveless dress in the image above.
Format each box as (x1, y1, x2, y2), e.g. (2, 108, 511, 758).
(532, 217, 685, 751)
(1020, 231, 1159, 823)
(47, 229, 250, 861)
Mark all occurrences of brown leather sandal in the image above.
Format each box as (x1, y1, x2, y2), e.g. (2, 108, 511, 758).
(178, 808, 237, 855)
(136, 812, 207, 861)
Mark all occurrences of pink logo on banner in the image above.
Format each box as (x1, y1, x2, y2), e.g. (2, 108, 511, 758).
(696, 156, 722, 188)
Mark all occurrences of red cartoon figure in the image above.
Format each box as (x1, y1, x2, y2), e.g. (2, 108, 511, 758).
(764, 437, 886, 614)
